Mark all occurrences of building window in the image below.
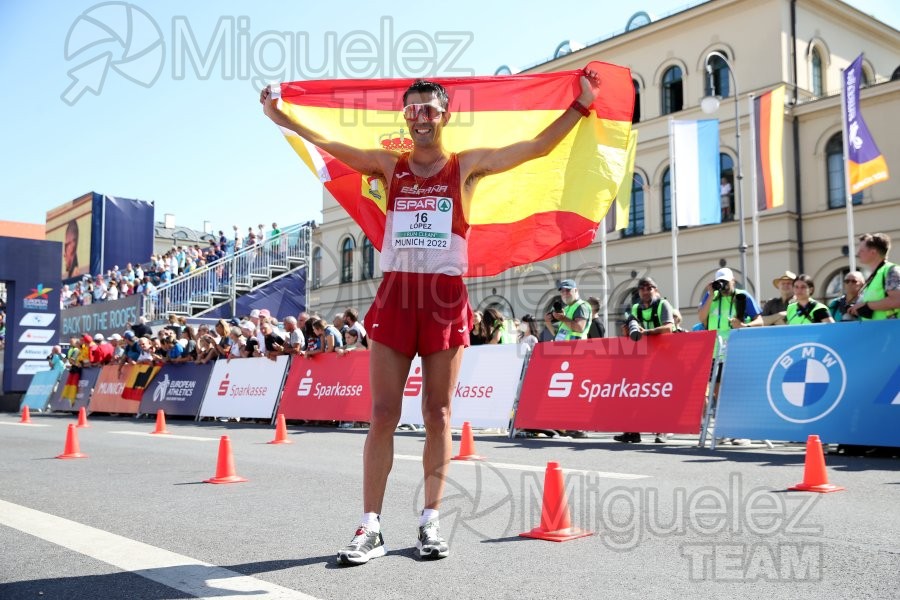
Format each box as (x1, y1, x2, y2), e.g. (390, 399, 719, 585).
(704, 53, 730, 99)
(720, 153, 735, 221)
(632, 79, 641, 123)
(662, 167, 672, 231)
(826, 134, 863, 208)
(892, 66, 900, 81)
(340, 238, 354, 283)
(812, 48, 823, 97)
(661, 66, 683, 115)
(623, 173, 644, 236)
(311, 247, 322, 289)
(860, 68, 870, 88)
(361, 237, 375, 280)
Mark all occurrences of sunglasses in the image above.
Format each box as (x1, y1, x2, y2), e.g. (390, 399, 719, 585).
(402, 103, 445, 121)
(639, 284, 655, 290)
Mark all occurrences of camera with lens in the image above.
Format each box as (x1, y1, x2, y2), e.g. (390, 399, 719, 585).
(624, 313, 642, 341)
(711, 279, 728, 292)
(552, 300, 564, 313)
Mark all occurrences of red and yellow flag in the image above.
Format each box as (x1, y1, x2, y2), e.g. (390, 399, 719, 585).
(275, 61, 634, 277)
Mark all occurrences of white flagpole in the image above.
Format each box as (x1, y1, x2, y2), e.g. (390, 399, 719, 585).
(748, 94, 762, 297)
(840, 65, 857, 271)
(600, 224, 609, 335)
(669, 119, 680, 310)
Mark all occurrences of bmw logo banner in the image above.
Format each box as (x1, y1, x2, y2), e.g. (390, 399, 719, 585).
(715, 320, 900, 446)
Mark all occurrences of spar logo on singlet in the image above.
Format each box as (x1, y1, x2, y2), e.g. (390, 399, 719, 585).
(395, 197, 449, 211)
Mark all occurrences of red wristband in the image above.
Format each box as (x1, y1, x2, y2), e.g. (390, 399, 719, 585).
(570, 100, 590, 117)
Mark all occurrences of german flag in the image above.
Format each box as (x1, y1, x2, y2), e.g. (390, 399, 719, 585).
(275, 61, 634, 276)
(752, 85, 786, 211)
(122, 364, 160, 401)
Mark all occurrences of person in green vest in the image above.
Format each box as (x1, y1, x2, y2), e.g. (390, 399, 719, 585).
(615, 276, 675, 444)
(698, 267, 762, 447)
(544, 279, 591, 342)
(785, 274, 834, 325)
(484, 307, 515, 344)
(848, 232, 900, 320)
(697, 267, 763, 355)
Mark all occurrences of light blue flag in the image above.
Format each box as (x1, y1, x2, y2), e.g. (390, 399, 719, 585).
(672, 119, 722, 226)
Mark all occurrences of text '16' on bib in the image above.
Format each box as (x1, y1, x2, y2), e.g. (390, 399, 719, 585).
(391, 196, 453, 250)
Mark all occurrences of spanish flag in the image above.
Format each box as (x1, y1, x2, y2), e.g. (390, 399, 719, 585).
(752, 85, 785, 211)
(843, 54, 890, 194)
(275, 61, 634, 276)
(606, 130, 639, 232)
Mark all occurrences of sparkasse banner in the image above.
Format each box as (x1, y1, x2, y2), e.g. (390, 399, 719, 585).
(279, 352, 371, 421)
(514, 332, 716, 432)
(198, 356, 289, 419)
(399, 344, 526, 429)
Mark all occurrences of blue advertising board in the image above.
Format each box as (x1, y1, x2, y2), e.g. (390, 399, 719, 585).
(21, 369, 64, 411)
(96, 194, 154, 276)
(716, 321, 900, 446)
(138, 362, 214, 417)
(0, 237, 62, 393)
(47, 367, 101, 413)
(60, 294, 143, 340)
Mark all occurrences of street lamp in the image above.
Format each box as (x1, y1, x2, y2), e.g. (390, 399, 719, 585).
(701, 50, 747, 288)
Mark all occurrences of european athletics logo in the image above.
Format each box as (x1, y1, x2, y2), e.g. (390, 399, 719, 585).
(766, 343, 847, 423)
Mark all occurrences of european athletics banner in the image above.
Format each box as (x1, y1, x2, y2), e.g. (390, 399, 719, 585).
(139, 363, 214, 417)
(843, 54, 889, 194)
(716, 320, 900, 446)
(273, 61, 634, 277)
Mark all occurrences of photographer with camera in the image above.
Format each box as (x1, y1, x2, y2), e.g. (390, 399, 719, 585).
(621, 277, 676, 341)
(698, 267, 762, 446)
(544, 279, 592, 342)
(615, 277, 676, 444)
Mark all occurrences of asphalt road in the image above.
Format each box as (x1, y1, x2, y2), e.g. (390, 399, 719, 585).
(1, 413, 898, 599)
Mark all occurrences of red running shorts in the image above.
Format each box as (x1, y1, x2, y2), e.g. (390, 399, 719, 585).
(365, 271, 473, 358)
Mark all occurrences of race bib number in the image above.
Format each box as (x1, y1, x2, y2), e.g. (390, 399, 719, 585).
(391, 196, 453, 250)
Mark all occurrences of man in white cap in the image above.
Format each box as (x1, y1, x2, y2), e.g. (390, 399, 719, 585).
(698, 267, 762, 446)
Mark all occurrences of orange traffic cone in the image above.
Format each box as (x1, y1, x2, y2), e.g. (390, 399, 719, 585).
(57, 424, 87, 459)
(20, 406, 32, 424)
(788, 435, 845, 493)
(151, 409, 170, 435)
(452, 421, 484, 461)
(268, 413, 292, 444)
(76, 406, 89, 428)
(520, 461, 593, 542)
(204, 436, 247, 484)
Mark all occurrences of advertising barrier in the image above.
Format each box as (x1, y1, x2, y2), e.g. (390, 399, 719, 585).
(399, 345, 526, 429)
(21, 369, 63, 411)
(48, 367, 101, 412)
(199, 356, 290, 419)
(60, 295, 142, 340)
(89, 365, 140, 414)
(514, 332, 716, 432)
(279, 353, 371, 421)
(138, 363, 214, 416)
(715, 321, 900, 446)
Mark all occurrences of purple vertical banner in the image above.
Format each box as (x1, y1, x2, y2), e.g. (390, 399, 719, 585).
(48, 367, 101, 412)
(138, 363, 214, 417)
(843, 54, 890, 194)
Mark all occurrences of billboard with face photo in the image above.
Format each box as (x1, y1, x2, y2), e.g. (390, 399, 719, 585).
(45, 193, 93, 281)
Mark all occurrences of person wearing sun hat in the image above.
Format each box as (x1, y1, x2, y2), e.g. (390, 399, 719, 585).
(761, 269, 797, 326)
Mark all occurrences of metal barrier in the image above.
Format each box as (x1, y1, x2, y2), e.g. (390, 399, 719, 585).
(143, 224, 311, 320)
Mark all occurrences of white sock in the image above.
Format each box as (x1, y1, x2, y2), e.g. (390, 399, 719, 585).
(420, 509, 439, 526)
(361, 512, 380, 532)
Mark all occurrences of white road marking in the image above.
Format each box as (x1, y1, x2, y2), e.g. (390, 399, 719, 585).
(0, 499, 320, 600)
(110, 431, 219, 442)
(0, 421, 49, 427)
(394, 454, 649, 480)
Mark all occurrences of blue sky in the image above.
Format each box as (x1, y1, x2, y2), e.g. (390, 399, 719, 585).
(1, 0, 897, 235)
